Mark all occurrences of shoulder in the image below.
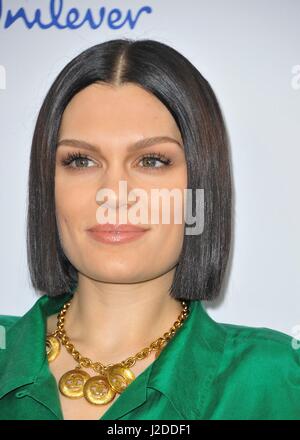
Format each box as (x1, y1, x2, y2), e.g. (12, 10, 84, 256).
(197, 317, 300, 418)
(200, 300, 300, 371)
(0, 315, 21, 331)
(221, 321, 300, 371)
(215, 321, 300, 417)
(0, 315, 22, 352)
(222, 320, 298, 353)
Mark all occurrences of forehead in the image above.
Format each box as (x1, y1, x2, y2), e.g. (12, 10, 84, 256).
(59, 82, 181, 140)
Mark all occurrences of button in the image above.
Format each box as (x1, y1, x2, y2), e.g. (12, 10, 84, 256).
(15, 390, 28, 398)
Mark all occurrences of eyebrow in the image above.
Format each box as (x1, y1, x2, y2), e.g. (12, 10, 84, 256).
(56, 136, 183, 153)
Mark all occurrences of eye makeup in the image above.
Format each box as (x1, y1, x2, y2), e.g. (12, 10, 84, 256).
(58, 150, 173, 171)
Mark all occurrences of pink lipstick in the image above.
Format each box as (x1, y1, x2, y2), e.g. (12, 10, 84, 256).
(86, 223, 150, 244)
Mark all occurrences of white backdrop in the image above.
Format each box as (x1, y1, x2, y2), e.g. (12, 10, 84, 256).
(0, 0, 299, 337)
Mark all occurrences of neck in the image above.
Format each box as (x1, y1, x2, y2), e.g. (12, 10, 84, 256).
(63, 268, 183, 364)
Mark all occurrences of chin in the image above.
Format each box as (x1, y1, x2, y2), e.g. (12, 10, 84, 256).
(83, 264, 146, 284)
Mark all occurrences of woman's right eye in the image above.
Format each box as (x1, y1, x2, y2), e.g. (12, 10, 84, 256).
(60, 152, 96, 169)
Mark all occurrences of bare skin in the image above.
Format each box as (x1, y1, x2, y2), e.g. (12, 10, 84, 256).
(48, 82, 187, 420)
(47, 314, 166, 420)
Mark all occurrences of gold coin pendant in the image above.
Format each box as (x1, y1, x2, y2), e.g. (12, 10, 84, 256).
(83, 375, 116, 405)
(107, 365, 135, 394)
(46, 335, 61, 362)
(59, 367, 91, 399)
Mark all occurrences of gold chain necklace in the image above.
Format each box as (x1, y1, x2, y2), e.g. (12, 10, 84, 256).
(46, 297, 189, 406)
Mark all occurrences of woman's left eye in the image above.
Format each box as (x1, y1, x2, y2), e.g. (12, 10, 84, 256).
(137, 153, 172, 169)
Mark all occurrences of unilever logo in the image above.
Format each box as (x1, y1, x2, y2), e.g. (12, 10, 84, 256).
(0, 0, 152, 30)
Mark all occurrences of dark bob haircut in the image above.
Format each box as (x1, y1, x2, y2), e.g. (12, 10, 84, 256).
(27, 38, 232, 301)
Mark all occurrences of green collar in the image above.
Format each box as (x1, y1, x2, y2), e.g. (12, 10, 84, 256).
(0, 292, 227, 419)
(147, 299, 227, 418)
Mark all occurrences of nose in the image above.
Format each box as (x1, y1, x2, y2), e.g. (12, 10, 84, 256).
(95, 164, 137, 211)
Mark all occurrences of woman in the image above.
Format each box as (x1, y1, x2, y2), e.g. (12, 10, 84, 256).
(0, 38, 299, 420)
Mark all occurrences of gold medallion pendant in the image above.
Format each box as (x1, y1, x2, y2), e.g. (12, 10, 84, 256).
(46, 297, 189, 406)
(83, 375, 116, 405)
(59, 367, 91, 399)
(46, 335, 61, 362)
(106, 365, 135, 394)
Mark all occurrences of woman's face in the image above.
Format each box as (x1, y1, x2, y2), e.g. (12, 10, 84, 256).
(55, 82, 187, 284)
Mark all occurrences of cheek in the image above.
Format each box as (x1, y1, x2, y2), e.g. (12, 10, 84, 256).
(55, 177, 90, 235)
(148, 166, 187, 222)
(162, 221, 185, 246)
(149, 222, 184, 271)
(155, 174, 186, 263)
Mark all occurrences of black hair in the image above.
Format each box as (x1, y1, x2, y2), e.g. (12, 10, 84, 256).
(27, 38, 232, 301)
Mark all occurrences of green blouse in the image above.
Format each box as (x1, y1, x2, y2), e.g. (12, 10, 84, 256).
(0, 291, 300, 420)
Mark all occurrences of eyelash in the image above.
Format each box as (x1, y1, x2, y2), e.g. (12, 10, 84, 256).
(60, 151, 172, 171)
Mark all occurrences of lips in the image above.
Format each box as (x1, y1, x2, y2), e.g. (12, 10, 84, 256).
(87, 223, 149, 233)
(86, 223, 150, 244)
